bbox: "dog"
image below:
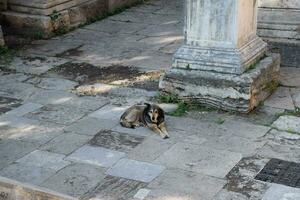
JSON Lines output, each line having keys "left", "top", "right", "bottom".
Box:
{"left": 120, "top": 103, "right": 169, "bottom": 139}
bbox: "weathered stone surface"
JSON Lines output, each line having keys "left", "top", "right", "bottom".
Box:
{"left": 0, "top": 163, "right": 56, "bottom": 185}
{"left": 106, "top": 158, "right": 165, "bottom": 183}
{"left": 134, "top": 188, "right": 151, "bottom": 200}
{"left": 16, "top": 150, "right": 70, "bottom": 171}
{"left": 0, "top": 96, "right": 21, "bottom": 115}
{"left": 81, "top": 175, "right": 147, "bottom": 200}
{"left": 89, "top": 130, "right": 144, "bottom": 153}
{"left": 154, "top": 142, "right": 242, "bottom": 178}
{"left": 160, "top": 54, "right": 281, "bottom": 113}
{"left": 280, "top": 67, "right": 300, "bottom": 87}
{"left": 89, "top": 105, "right": 129, "bottom": 121}
{"left": 0, "top": 25, "right": 4, "bottom": 46}
{"left": 5, "top": 102, "right": 43, "bottom": 117}
{"left": 40, "top": 163, "right": 106, "bottom": 197}
{"left": 128, "top": 137, "right": 175, "bottom": 162}
{"left": 272, "top": 115, "right": 300, "bottom": 133}
{"left": 214, "top": 190, "right": 249, "bottom": 200}
{"left": 0, "top": 140, "right": 40, "bottom": 170}
{"left": 266, "top": 129, "right": 300, "bottom": 147}
{"left": 6, "top": 55, "right": 69, "bottom": 75}
{"left": 66, "top": 145, "right": 125, "bottom": 167}
{"left": 262, "top": 184, "right": 300, "bottom": 200}
{"left": 64, "top": 117, "right": 118, "bottom": 136}
{"left": 257, "top": 142, "right": 300, "bottom": 163}
{"left": 29, "top": 77, "right": 78, "bottom": 91}
{"left": 0, "top": 176, "right": 76, "bottom": 200}
{"left": 147, "top": 169, "right": 226, "bottom": 200}
{"left": 264, "top": 87, "right": 295, "bottom": 110}
{"left": 40, "top": 133, "right": 92, "bottom": 155}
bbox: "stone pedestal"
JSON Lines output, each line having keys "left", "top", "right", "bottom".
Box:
{"left": 159, "top": 0, "right": 281, "bottom": 113}
{"left": 258, "top": 0, "right": 300, "bottom": 68}
{"left": 0, "top": 25, "right": 4, "bottom": 46}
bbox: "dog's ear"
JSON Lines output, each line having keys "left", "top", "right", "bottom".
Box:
{"left": 144, "top": 103, "right": 151, "bottom": 108}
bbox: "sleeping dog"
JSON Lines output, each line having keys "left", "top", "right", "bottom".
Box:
{"left": 120, "top": 103, "right": 169, "bottom": 139}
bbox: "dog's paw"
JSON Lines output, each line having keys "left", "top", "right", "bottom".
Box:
{"left": 163, "top": 135, "right": 170, "bottom": 139}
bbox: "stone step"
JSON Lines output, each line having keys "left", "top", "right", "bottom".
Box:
{"left": 0, "top": 176, "right": 77, "bottom": 200}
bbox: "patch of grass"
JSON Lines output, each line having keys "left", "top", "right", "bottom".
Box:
{"left": 53, "top": 26, "right": 69, "bottom": 36}
{"left": 0, "top": 46, "right": 15, "bottom": 66}
{"left": 158, "top": 93, "right": 218, "bottom": 117}
{"left": 215, "top": 117, "right": 225, "bottom": 125}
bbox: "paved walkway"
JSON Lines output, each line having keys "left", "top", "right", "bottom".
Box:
{"left": 1, "top": 0, "right": 300, "bottom": 199}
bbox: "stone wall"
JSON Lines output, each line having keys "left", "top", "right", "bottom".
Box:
{"left": 258, "top": 0, "right": 300, "bottom": 67}
{"left": 0, "top": 0, "right": 140, "bottom": 38}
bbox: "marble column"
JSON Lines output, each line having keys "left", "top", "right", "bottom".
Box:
{"left": 159, "top": 0, "right": 281, "bottom": 113}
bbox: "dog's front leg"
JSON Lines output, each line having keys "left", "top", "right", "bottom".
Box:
{"left": 158, "top": 122, "right": 169, "bottom": 138}
{"left": 148, "top": 124, "right": 169, "bottom": 139}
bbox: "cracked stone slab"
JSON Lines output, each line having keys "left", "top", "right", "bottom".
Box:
{"left": 81, "top": 175, "right": 147, "bottom": 200}
{"left": 0, "top": 115, "right": 40, "bottom": 129}
{"left": 89, "top": 105, "right": 129, "bottom": 121}
{"left": 272, "top": 115, "right": 300, "bottom": 134}
{"left": 0, "top": 96, "right": 22, "bottom": 115}
{"left": 257, "top": 142, "right": 300, "bottom": 163}
{"left": 16, "top": 150, "right": 70, "bottom": 171}
{"left": 40, "top": 133, "right": 92, "bottom": 155}
{"left": 154, "top": 142, "right": 242, "bottom": 178}
{"left": 266, "top": 129, "right": 300, "bottom": 147}
{"left": 0, "top": 140, "right": 40, "bottom": 170}
{"left": 147, "top": 169, "right": 226, "bottom": 200}
{"left": 89, "top": 130, "right": 144, "bottom": 153}
{"left": 264, "top": 87, "right": 295, "bottom": 110}
{"left": 4, "top": 102, "right": 43, "bottom": 117}
{"left": 106, "top": 158, "right": 165, "bottom": 183}
{"left": 0, "top": 163, "right": 56, "bottom": 185}
{"left": 262, "top": 184, "right": 300, "bottom": 200}
{"left": 64, "top": 117, "right": 118, "bottom": 136}
{"left": 25, "top": 90, "right": 76, "bottom": 105}
{"left": 29, "top": 77, "right": 78, "bottom": 90}
{"left": 40, "top": 163, "right": 106, "bottom": 198}
{"left": 128, "top": 137, "right": 175, "bottom": 162}
{"left": 5, "top": 55, "right": 70, "bottom": 75}
{"left": 65, "top": 145, "right": 125, "bottom": 167}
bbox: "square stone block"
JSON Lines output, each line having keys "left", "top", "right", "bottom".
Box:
{"left": 106, "top": 158, "right": 165, "bottom": 183}
{"left": 64, "top": 117, "right": 118, "bottom": 136}
{"left": 66, "top": 145, "right": 125, "bottom": 167}
{"left": 262, "top": 184, "right": 300, "bottom": 200}
{"left": 40, "top": 133, "right": 92, "bottom": 155}
{"left": 40, "top": 163, "right": 106, "bottom": 197}
{"left": 89, "top": 130, "right": 144, "bottom": 153}
{"left": 16, "top": 150, "right": 70, "bottom": 171}
{"left": 147, "top": 169, "right": 226, "bottom": 200}
{"left": 154, "top": 142, "right": 242, "bottom": 178}
{"left": 0, "top": 163, "right": 56, "bottom": 185}
{"left": 81, "top": 175, "right": 147, "bottom": 200}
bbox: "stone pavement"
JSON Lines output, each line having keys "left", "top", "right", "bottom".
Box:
{"left": 0, "top": 0, "right": 300, "bottom": 199}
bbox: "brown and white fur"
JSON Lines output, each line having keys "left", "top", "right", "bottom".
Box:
{"left": 120, "top": 103, "right": 169, "bottom": 139}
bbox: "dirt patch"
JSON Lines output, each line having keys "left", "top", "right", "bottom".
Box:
{"left": 46, "top": 62, "right": 161, "bottom": 91}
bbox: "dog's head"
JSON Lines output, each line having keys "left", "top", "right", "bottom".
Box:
{"left": 144, "top": 103, "right": 165, "bottom": 124}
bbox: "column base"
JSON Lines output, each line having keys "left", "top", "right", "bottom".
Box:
{"left": 173, "top": 36, "right": 267, "bottom": 75}
{"left": 159, "top": 53, "right": 281, "bottom": 113}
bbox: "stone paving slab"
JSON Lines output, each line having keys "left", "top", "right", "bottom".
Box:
{"left": 280, "top": 67, "right": 300, "bottom": 87}
{"left": 4, "top": 102, "right": 43, "bottom": 117}
{"left": 16, "top": 150, "right": 70, "bottom": 171}
{"left": 272, "top": 115, "right": 300, "bottom": 133}
{"left": 128, "top": 137, "right": 175, "bottom": 162}
{"left": 266, "top": 129, "right": 300, "bottom": 147}
{"left": 0, "top": 140, "right": 41, "bottom": 170}
{"left": 264, "top": 87, "right": 295, "bottom": 110}
{"left": 64, "top": 117, "right": 118, "bottom": 136}
{"left": 28, "top": 77, "right": 78, "bottom": 91}
{"left": 0, "top": 163, "right": 56, "bottom": 185}
{"left": 257, "top": 142, "right": 300, "bottom": 163}
{"left": 112, "top": 124, "right": 154, "bottom": 137}
{"left": 81, "top": 175, "right": 147, "bottom": 200}
{"left": 262, "top": 184, "right": 300, "bottom": 200}
{"left": 40, "top": 163, "right": 106, "bottom": 198}
{"left": 106, "top": 158, "right": 165, "bottom": 183}
{"left": 0, "top": 81, "right": 41, "bottom": 100}
{"left": 40, "top": 133, "right": 92, "bottom": 155}
{"left": 4, "top": 55, "right": 70, "bottom": 75}
{"left": 154, "top": 142, "right": 242, "bottom": 178}
{"left": 89, "top": 130, "right": 144, "bottom": 153}
{"left": 0, "top": 96, "right": 22, "bottom": 115}
{"left": 147, "top": 169, "right": 226, "bottom": 200}
{"left": 65, "top": 145, "right": 125, "bottom": 167}
{"left": 89, "top": 105, "right": 129, "bottom": 121}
